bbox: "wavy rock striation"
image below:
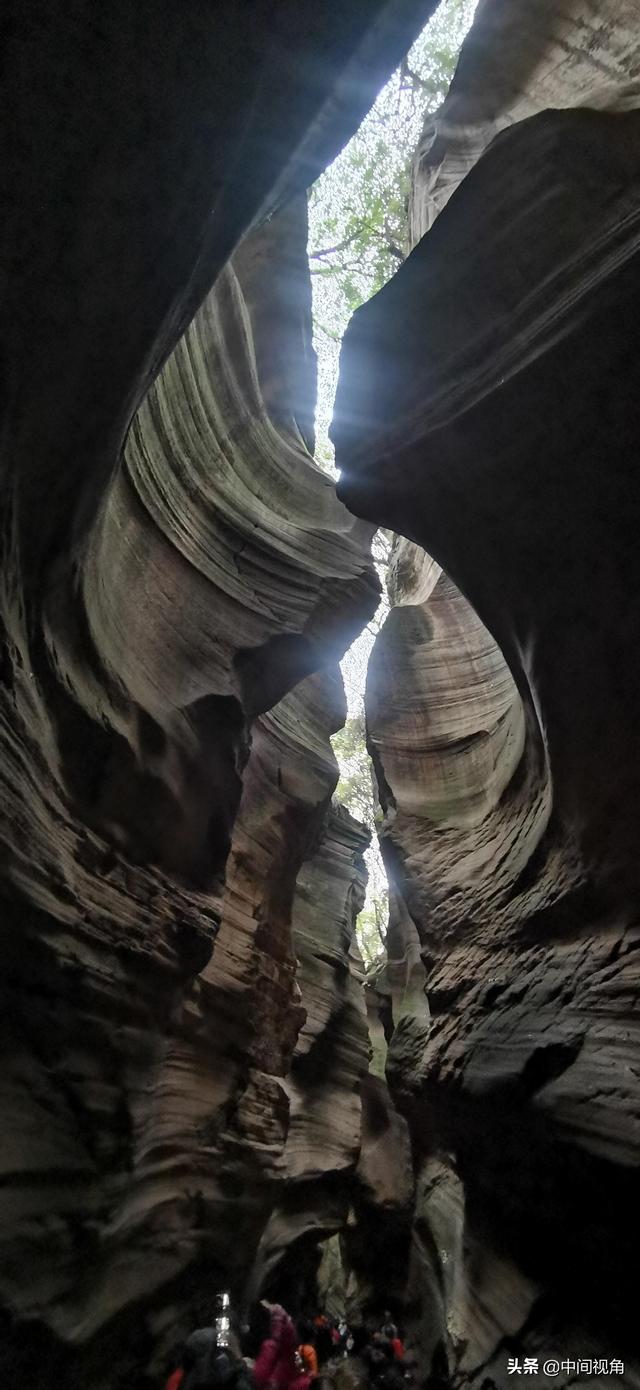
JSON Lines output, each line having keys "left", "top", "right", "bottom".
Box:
{"left": 0, "top": 2, "right": 440, "bottom": 1382}
{"left": 335, "top": 1, "right": 640, "bottom": 1384}
{"left": 0, "top": 208, "right": 377, "bottom": 1387}
{"left": 250, "top": 800, "right": 371, "bottom": 1309}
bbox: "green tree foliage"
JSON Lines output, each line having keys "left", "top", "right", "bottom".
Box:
{"left": 309, "top": 0, "right": 477, "bottom": 468}
{"left": 313, "top": 0, "right": 478, "bottom": 960}
{"left": 356, "top": 893, "right": 390, "bottom": 971}
{"left": 333, "top": 713, "right": 377, "bottom": 828}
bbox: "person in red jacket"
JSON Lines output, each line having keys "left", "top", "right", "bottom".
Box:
{"left": 253, "top": 1305, "right": 311, "bottom": 1390}
{"left": 165, "top": 1370, "right": 185, "bottom": 1390}
{"left": 382, "top": 1324, "right": 405, "bottom": 1361}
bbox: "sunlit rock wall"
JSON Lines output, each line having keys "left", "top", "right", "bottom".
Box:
{"left": 336, "top": 1, "right": 640, "bottom": 1384}
{"left": 410, "top": 0, "right": 640, "bottom": 241}
{"left": 0, "top": 2, "right": 439, "bottom": 1383}
{"left": 0, "top": 203, "right": 377, "bottom": 1388}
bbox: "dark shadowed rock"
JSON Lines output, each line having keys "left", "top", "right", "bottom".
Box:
{"left": 0, "top": 3, "right": 437, "bottom": 1379}
{"left": 335, "top": 5, "right": 640, "bottom": 1383}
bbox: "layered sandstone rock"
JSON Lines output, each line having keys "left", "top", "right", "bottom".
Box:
{"left": 335, "top": 1, "right": 640, "bottom": 1383}
{"left": 0, "top": 203, "right": 377, "bottom": 1384}
{"left": 0, "top": 3, "right": 440, "bottom": 1382}
{"left": 7, "top": 0, "right": 640, "bottom": 1384}
{"left": 410, "top": 0, "right": 640, "bottom": 241}
{"left": 249, "top": 801, "right": 371, "bottom": 1310}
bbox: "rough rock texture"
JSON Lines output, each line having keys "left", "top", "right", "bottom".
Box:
{"left": 335, "top": 2, "right": 640, "bottom": 1385}
{"left": 250, "top": 801, "right": 371, "bottom": 1309}
{"left": 342, "top": 1073, "right": 415, "bottom": 1320}
{"left": 252, "top": 799, "right": 417, "bottom": 1326}
{"left": 410, "top": 0, "right": 640, "bottom": 241}
{"left": 0, "top": 207, "right": 377, "bottom": 1384}
{"left": 8, "top": 0, "right": 640, "bottom": 1383}
{"left": 0, "top": 3, "right": 442, "bottom": 1382}
{"left": 299, "top": 1074, "right": 416, "bottom": 1326}
{"left": 41, "top": 195, "right": 378, "bottom": 891}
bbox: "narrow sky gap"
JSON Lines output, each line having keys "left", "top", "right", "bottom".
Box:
{"left": 307, "top": 0, "right": 477, "bottom": 965}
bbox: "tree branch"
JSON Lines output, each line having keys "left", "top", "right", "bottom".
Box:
{"left": 309, "top": 223, "right": 368, "bottom": 260}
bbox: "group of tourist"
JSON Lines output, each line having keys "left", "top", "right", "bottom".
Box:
{"left": 164, "top": 1297, "right": 409, "bottom": 1390}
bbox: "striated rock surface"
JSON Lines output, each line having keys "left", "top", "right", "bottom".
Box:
{"left": 0, "top": 2, "right": 443, "bottom": 1381}
{"left": 250, "top": 800, "right": 372, "bottom": 1310}
{"left": 40, "top": 194, "right": 378, "bottom": 893}
{"left": 335, "top": 1, "right": 640, "bottom": 1384}
{"left": 7, "top": 0, "right": 640, "bottom": 1383}
{"left": 0, "top": 201, "right": 378, "bottom": 1382}
{"left": 342, "top": 1073, "right": 415, "bottom": 1321}
{"left": 410, "top": 0, "right": 640, "bottom": 241}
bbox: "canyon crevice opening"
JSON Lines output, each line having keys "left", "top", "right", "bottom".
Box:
{"left": 1, "top": 3, "right": 639, "bottom": 1390}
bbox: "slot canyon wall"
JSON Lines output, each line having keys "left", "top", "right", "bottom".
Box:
{"left": 0, "top": 2, "right": 434, "bottom": 1384}
{"left": 3, "top": 1, "right": 640, "bottom": 1388}
{"left": 336, "top": 0, "right": 640, "bottom": 1386}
